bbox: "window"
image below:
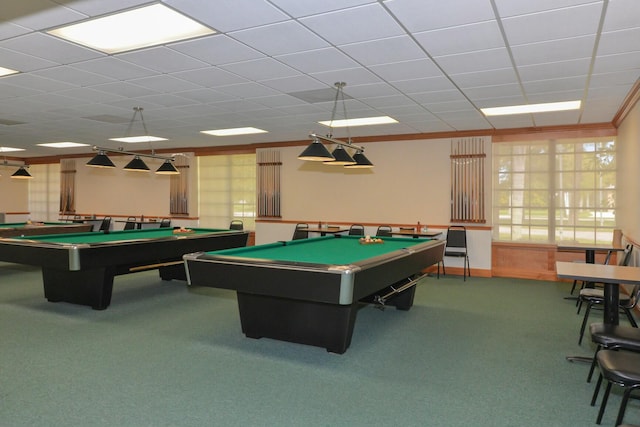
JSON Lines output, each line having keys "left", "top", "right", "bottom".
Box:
{"left": 198, "top": 154, "right": 256, "bottom": 229}
{"left": 493, "top": 137, "right": 616, "bottom": 244}
{"left": 28, "top": 163, "right": 61, "bottom": 221}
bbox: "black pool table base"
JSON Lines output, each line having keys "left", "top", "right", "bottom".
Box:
{"left": 236, "top": 281, "right": 417, "bottom": 354}
{"left": 43, "top": 263, "right": 186, "bottom": 310}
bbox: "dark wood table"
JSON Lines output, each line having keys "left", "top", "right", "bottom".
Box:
{"left": 556, "top": 261, "right": 640, "bottom": 326}
{"left": 557, "top": 242, "right": 624, "bottom": 264}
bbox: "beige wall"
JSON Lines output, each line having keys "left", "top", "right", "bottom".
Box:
{"left": 0, "top": 172, "right": 29, "bottom": 214}
{"left": 274, "top": 137, "right": 492, "bottom": 226}
{"left": 617, "top": 100, "right": 640, "bottom": 243}
{"left": 73, "top": 153, "right": 197, "bottom": 219}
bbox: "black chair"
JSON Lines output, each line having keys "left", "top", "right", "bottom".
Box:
{"left": 438, "top": 226, "right": 470, "bottom": 281}
{"left": 292, "top": 223, "right": 309, "bottom": 240}
{"left": 123, "top": 216, "right": 137, "bottom": 230}
{"left": 160, "top": 218, "right": 172, "bottom": 228}
{"left": 591, "top": 350, "right": 640, "bottom": 426}
{"left": 588, "top": 323, "right": 640, "bottom": 383}
{"left": 348, "top": 224, "right": 365, "bottom": 236}
{"left": 229, "top": 220, "right": 243, "bottom": 230}
{"left": 577, "top": 245, "right": 635, "bottom": 345}
{"left": 376, "top": 225, "right": 392, "bottom": 237}
{"left": 99, "top": 216, "right": 111, "bottom": 232}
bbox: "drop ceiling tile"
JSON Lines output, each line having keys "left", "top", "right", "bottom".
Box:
{"left": 169, "top": 35, "right": 264, "bottom": 65}
{"left": 511, "top": 35, "right": 596, "bottom": 65}
{"left": 464, "top": 84, "right": 524, "bottom": 101}
{"left": 310, "top": 68, "right": 382, "bottom": 87}
{"left": 251, "top": 94, "right": 308, "bottom": 109}
{"left": 230, "top": 21, "right": 329, "bottom": 56}
{"left": 57, "top": 87, "right": 125, "bottom": 103}
{"left": 175, "top": 88, "right": 235, "bottom": 104}
{"left": 2, "top": 33, "right": 102, "bottom": 64}
{"left": 300, "top": 3, "right": 405, "bottom": 45}
{"left": 533, "top": 110, "right": 581, "bottom": 126}
{"left": 369, "top": 58, "right": 443, "bottom": 81}
{"left": 172, "top": 67, "right": 248, "bottom": 88}
{"left": 494, "top": 0, "right": 600, "bottom": 18}
{"left": 601, "top": 0, "right": 640, "bottom": 32}
{"left": 525, "top": 76, "right": 590, "bottom": 96}
{"left": 590, "top": 69, "right": 640, "bottom": 87}
{"left": 597, "top": 27, "right": 640, "bottom": 56}
{"left": 0, "top": 46, "right": 59, "bottom": 71}
{"left": 92, "top": 81, "right": 159, "bottom": 98}
{"left": 342, "top": 82, "right": 401, "bottom": 99}
{"left": 268, "top": 0, "right": 374, "bottom": 17}
{"left": 259, "top": 75, "right": 327, "bottom": 92}
{"left": 73, "top": 57, "right": 156, "bottom": 80}
{"left": 384, "top": 0, "right": 496, "bottom": 32}
{"left": 220, "top": 58, "right": 301, "bottom": 81}
{"left": 593, "top": 51, "right": 640, "bottom": 73}
{"left": 276, "top": 48, "right": 359, "bottom": 74}
{"left": 1, "top": 73, "right": 78, "bottom": 93}
{"left": 32, "top": 65, "right": 115, "bottom": 86}
{"left": 118, "top": 47, "right": 209, "bottom": 73}
{"left": 215, "top": 82, "right": 282, "bottom": 98}
{"left": 392, "top": 77, "right": 458, "bottom": 94}
{"left": 164, "top": 0, "right": 288, "bottom": 32}
{"left": 130, "top": 75, "right": 203, "bottom": 93}
{"left": 475, "top": 95, "right": 529, "bottom": 109}
{"left": 8, "top": 0, "right": 87, "bottom": 30}
{"left": 502, "top": 3, "right": 603, "bottom": 45}
{"left": 449, "top": 68, "right": 519, "bottom": 88}
{"left": 518, "top": 58, "right": 592, "bottom": 81}
{"left": 136, "top": 94, "right": 198, "bottom": 108}
{"left": 435, "top": 48, "right": 513, "bottom": 74}
{"left": 62, "top": 0, "right": 152, "bottom": 16}
{"left": 414, "top": 21, "right": 505, "bottom": 57}
{"left": 0, "top": 22, "right": 31, "bottom": 41}
{"left": 359, "top": 94, "right": 418, "bottom": 109}
{"left": 527, "top": 89, "right": 585, "bottom": 104}
{"left": 423, "top": 100, "right": 478, "bottom": 113}
{"left": 339, "top": 36, "right": 428, "bottom": 66}
{"left": 486, "top": 114, "right": 535, "bottom": 128}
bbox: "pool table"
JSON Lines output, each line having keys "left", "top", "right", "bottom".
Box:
{"left": 184, "top": 235, "right": 445, "bottom": 353}
{"left": 0, "top": 222, "right": 93, "bottom": 237}
{"left": 0, "top": 228, "right": 248, "bottom": 310}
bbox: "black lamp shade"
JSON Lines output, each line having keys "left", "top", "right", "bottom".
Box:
{"left": 11, "top": 167, "right": 33, "bottom": 179}
{"left": 345, "top": 151, "right": 374, "bottom": 168}
{"left": 325, "top": 146, "right": 356, "bottom": 165}
{"left": 86, "top": 152, "right": 116, "bottom": 168}
{"left": 156, "top": 160, "right": 179, "bottom": 174}
{"left": 123, "top": 156, "right": 150, "bottom": 171}
{"left": 298, "top": 140, "right": 335, "bottom": 162}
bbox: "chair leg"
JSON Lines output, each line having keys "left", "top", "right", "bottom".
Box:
{"left": 587, "top": 346, "right": 602, "bottom": 383}
{"left": 579, "top": 303, "right": 593, "bottom": 345}
{"left": 591, "top": 373, "right": 603, "bottom": 406}
{"left": 596, "top": 381, "right": 612, "bottom": 424}
{"left": 570, "top": 279, "right": 579, "bottom": 295}
{"left": 616, "top": 387, "right": 633, "bottom": 427}
{"left": 623, "top": 308, "right": 637, "bottom": 328}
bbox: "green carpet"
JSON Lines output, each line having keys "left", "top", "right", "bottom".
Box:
{"left": 1, "top": 262, "right": 638, "bottom": 426}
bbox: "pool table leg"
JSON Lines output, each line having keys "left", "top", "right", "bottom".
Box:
{"left": 236, "top": 292, "right": 358, "bottom": 354}
{"left": 42, "top": 267, "right": 115, "bottom": 310}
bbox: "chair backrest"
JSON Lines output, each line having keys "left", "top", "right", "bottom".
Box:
{"left": 123, "top": 216, "right": 136, "bottom": 230}
{"left": 100, "top": 217, "right": 111, "bottom": 231}
{"left": 160, "top": 218, "right": 172, "bottom": 228}
{"left": 620, "top": 244, "right": 634, "bottom": 266}
{"left": 229, "top": 220, "right": 243, "bottom": 230}
{"left": 445, "top": 226, "right": 467, "bottom": 250}
{"left": 292, "top": 223, "right": 309, "bottom": 240}
{"left": 348, "top": 224, "right": 365, "bottom": 236}
{"left": 376, "top": 225, "right": 392, "bottom": 237}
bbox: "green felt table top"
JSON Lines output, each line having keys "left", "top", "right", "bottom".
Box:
{"left": 13, "top": 228, "right": 234, "bottom": 244}
{"left": 0, "top": 222, "right": 71, "bottom": 229}
{"left": 207, "top": 235, "right": 431, "bottom": 265}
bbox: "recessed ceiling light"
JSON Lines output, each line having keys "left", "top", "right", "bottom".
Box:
{"left": 201, "top": 127, "right": 268, "bottom": 136}
{"left": 318, "top": 116, "right": 398, "bottom": 127}
{"left": 47, "top": 4, "right": 216, "bottom": 54}
{"left": 0, "top": 146, "right": 24, "bottom": 152}
{"left": 0, "top": 66, "right": 19, "bottom": 77}
{"left": 37, "top": 142, "right": 90, "bottom": 148}
{"left": 109, "top": 136, "right": 168, "bottom": 143}
{"left": 481, "top": 100, "right": 581, "bottom": 116}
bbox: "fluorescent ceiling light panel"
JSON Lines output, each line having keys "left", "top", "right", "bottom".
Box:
{"left": 318, "top": 116, "right": 398, "bottom": 127}
{"left": 109, "top": 136, "right": 168, "bottom": 143}
{"left": 201, "top": 127, "right": 268, "bottom": 136}
{"left": 48, "top": 4, "right": 216, "bottom": 54}
{"left": 481, "top": 100, "right": 581, "bottom": 116}
{"left": 37, "top": 142, "right": 90, "bottom": 148}
{"left": 0, "top": 146, "right": 24, "bottom": 152}
{"left": 0, "top": 66, "right": 19, "bottom": 77}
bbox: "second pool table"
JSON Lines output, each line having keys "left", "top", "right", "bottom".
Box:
{"left": 0, "top": 222, "right": 93, "bottom": 237}
{"left": 184, "top": 235, "right": 445, "bottom": 353}
{"left": 0, "top": 228, "right": 248, "bottom": 310}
